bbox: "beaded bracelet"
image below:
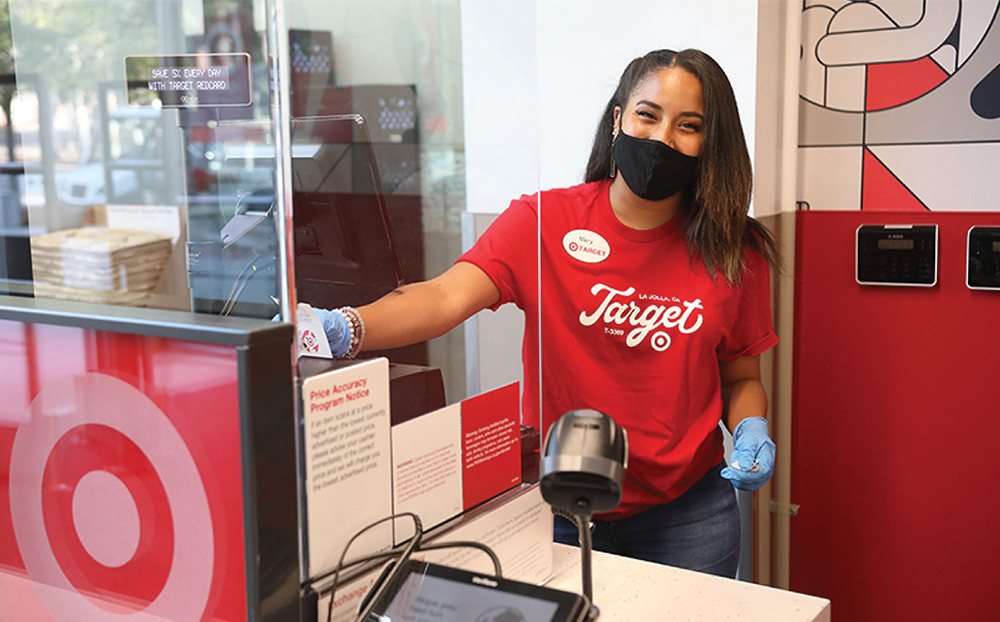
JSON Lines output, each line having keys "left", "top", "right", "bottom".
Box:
{"left": 336, "top": 306, "right": 366, "bottom": 359}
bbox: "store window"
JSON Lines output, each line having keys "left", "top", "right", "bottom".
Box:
{"left": 0, "top": 1, "right": 274, "bottom": 312}
{"left": 0, "top": 0, "right": 541, "bottom": 407}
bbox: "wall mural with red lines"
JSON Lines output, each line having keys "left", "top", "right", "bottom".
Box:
{"left": 790, "top": 5, "right": 1000, "bottom": 619}
{"left": 797, "top": 0, "right": 1000, "bottom": 211}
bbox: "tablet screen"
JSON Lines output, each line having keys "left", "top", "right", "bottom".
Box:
{"left": 381, "top": 573, "right": 560, "bottom": 622}
{"left": 363, "top": 561, "right": 587, "bottom": 622}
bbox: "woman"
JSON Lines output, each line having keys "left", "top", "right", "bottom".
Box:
{"left": 316, "top": 49, "right": 778, "bottom": 578}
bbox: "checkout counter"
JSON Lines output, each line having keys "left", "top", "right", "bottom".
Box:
{"left": 548, "top": 544, "right": 830, "bottom": 622}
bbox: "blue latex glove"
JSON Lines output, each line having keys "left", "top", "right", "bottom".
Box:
{"left": 311, "top": 307, "right": 352, "bottom": 358}
{"left": 720, "top": 417, "right": 775, "bottom": 491}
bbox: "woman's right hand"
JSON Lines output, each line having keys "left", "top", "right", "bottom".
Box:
{"left": 312, "top": 307, "right": 352, "bottom": 358}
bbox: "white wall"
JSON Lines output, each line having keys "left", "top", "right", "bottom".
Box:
{"left": 536, "top": 0, "right": 759, "bottom": 190}
{"left": 460, "top": 0, "right": 541, "bottom": 214}
{"left": 461, "top": 0, "right": 760, "bottom": 212}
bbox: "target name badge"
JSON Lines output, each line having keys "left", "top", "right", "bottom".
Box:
{"left": 563, "top": 229, "right": 610, "bottom": 263}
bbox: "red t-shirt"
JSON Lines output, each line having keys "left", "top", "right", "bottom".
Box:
{"left": 459, "top": 180, "right": 778, "bottom": 518}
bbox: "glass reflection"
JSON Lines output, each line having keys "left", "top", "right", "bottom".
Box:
{"left": 0, "top": 0, "right": 276, "bottom": 316}
{"left": 285, "top": 0, "right": 478, "bottom": 403}
{"left": 0, "top": 0, "right": 493, "bottom": 405}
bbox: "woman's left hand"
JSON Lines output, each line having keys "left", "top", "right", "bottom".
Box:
{"left": 720, "top": 417, "right": 775, "bottom": 491}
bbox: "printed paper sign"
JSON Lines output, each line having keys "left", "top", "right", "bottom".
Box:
{"left": 303, "top": 358, "right": 392, "bottom": 579}
{"left": 319, "top": 487, "right": 554, "bottom": 622}
{"left": 461, "top": 383, "right": 522, "bottom": 510}
{"left": 424, "top": 485, "right": 552, "bottom": 581}
{"left": 387, "top": 382, "right": 522, "bottom": 543}
{"left": 391, "top": 403, "right": 463, "bottom": 542}
{"left": 319, "top": 572, "right": 383, "bottom": 622}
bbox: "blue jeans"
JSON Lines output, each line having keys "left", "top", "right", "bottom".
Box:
{"left": 553, "top": 462, "right": 740, "bottom": 578}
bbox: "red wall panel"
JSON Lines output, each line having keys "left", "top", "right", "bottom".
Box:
{"left": 791, "top": 211, "right": 1000, "bottom": 621}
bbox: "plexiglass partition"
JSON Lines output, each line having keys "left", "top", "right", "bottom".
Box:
{"left": 0, "top": 1, "right": 285, "bottom": 319}
{"left": 533, "top": 1, "right": 765, "bottom": 583}
{"left": 280, "top": 0, "right": 541, "bottom": 410}
{"left": 0, "top": 0, "right": 542, "bottom": 411}
{"left": 1, "top": 0, "right": 551, "bottom": 619}
{"left": 281, "top": 2, "right": 549, "bottom": 616}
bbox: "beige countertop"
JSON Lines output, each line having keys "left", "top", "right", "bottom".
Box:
{"left": 546, "top": 543, "right": 831, "bottom": 622}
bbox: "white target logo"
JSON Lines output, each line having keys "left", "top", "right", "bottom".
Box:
{"left": 650, "top": 331, "right": 672, "bottom": 352}
{"left": 9, "top": 373, "right": 214, "bottom": 621}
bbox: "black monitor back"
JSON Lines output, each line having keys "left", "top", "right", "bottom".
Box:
{"left": 291, "top": 114, "right": 406, "bottom": 309}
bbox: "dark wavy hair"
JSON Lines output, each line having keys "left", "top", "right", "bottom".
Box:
{"left": 585, "top": 49, "right": 777, "bottom": 285}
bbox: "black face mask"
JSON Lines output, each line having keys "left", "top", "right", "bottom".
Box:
{"left": 612, "top": 129, "right": 699, "bottom": 201}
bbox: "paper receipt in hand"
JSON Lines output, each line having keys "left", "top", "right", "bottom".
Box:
{"left": 731, "top": 460, "right": 760, "bottom": 472}
{"left": 296, "top": 303, "right": 333, "bottom": 359}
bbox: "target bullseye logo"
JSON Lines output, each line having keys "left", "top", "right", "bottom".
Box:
{"left": 650, "top": 332, "right": 672, "bottom": 352}
{"left": 41, "top": 424, "right": 173, "bottom": 609}
{"left": 73, "top": 470, "right": 142, "bottom": 568}
{"left": 10, "top": 373, "right": 214, "bottom": 621}
{"left": 301, "top": 328, "right": 319, "bottom": 353}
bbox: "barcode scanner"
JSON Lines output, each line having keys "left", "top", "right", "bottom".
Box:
{"left": 540, "top": 409, "right": 627, "bottom": 606}
{"left": 540, "top": 409, "right": 627, "bottom": 516}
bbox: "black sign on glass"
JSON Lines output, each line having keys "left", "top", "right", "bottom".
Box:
{"left": 125, "top": 53, "right": 252, "bottom": 108}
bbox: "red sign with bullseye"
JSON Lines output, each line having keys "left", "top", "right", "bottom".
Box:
{"left": 0, "top": 321, "right": 249, "bottom": 621}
